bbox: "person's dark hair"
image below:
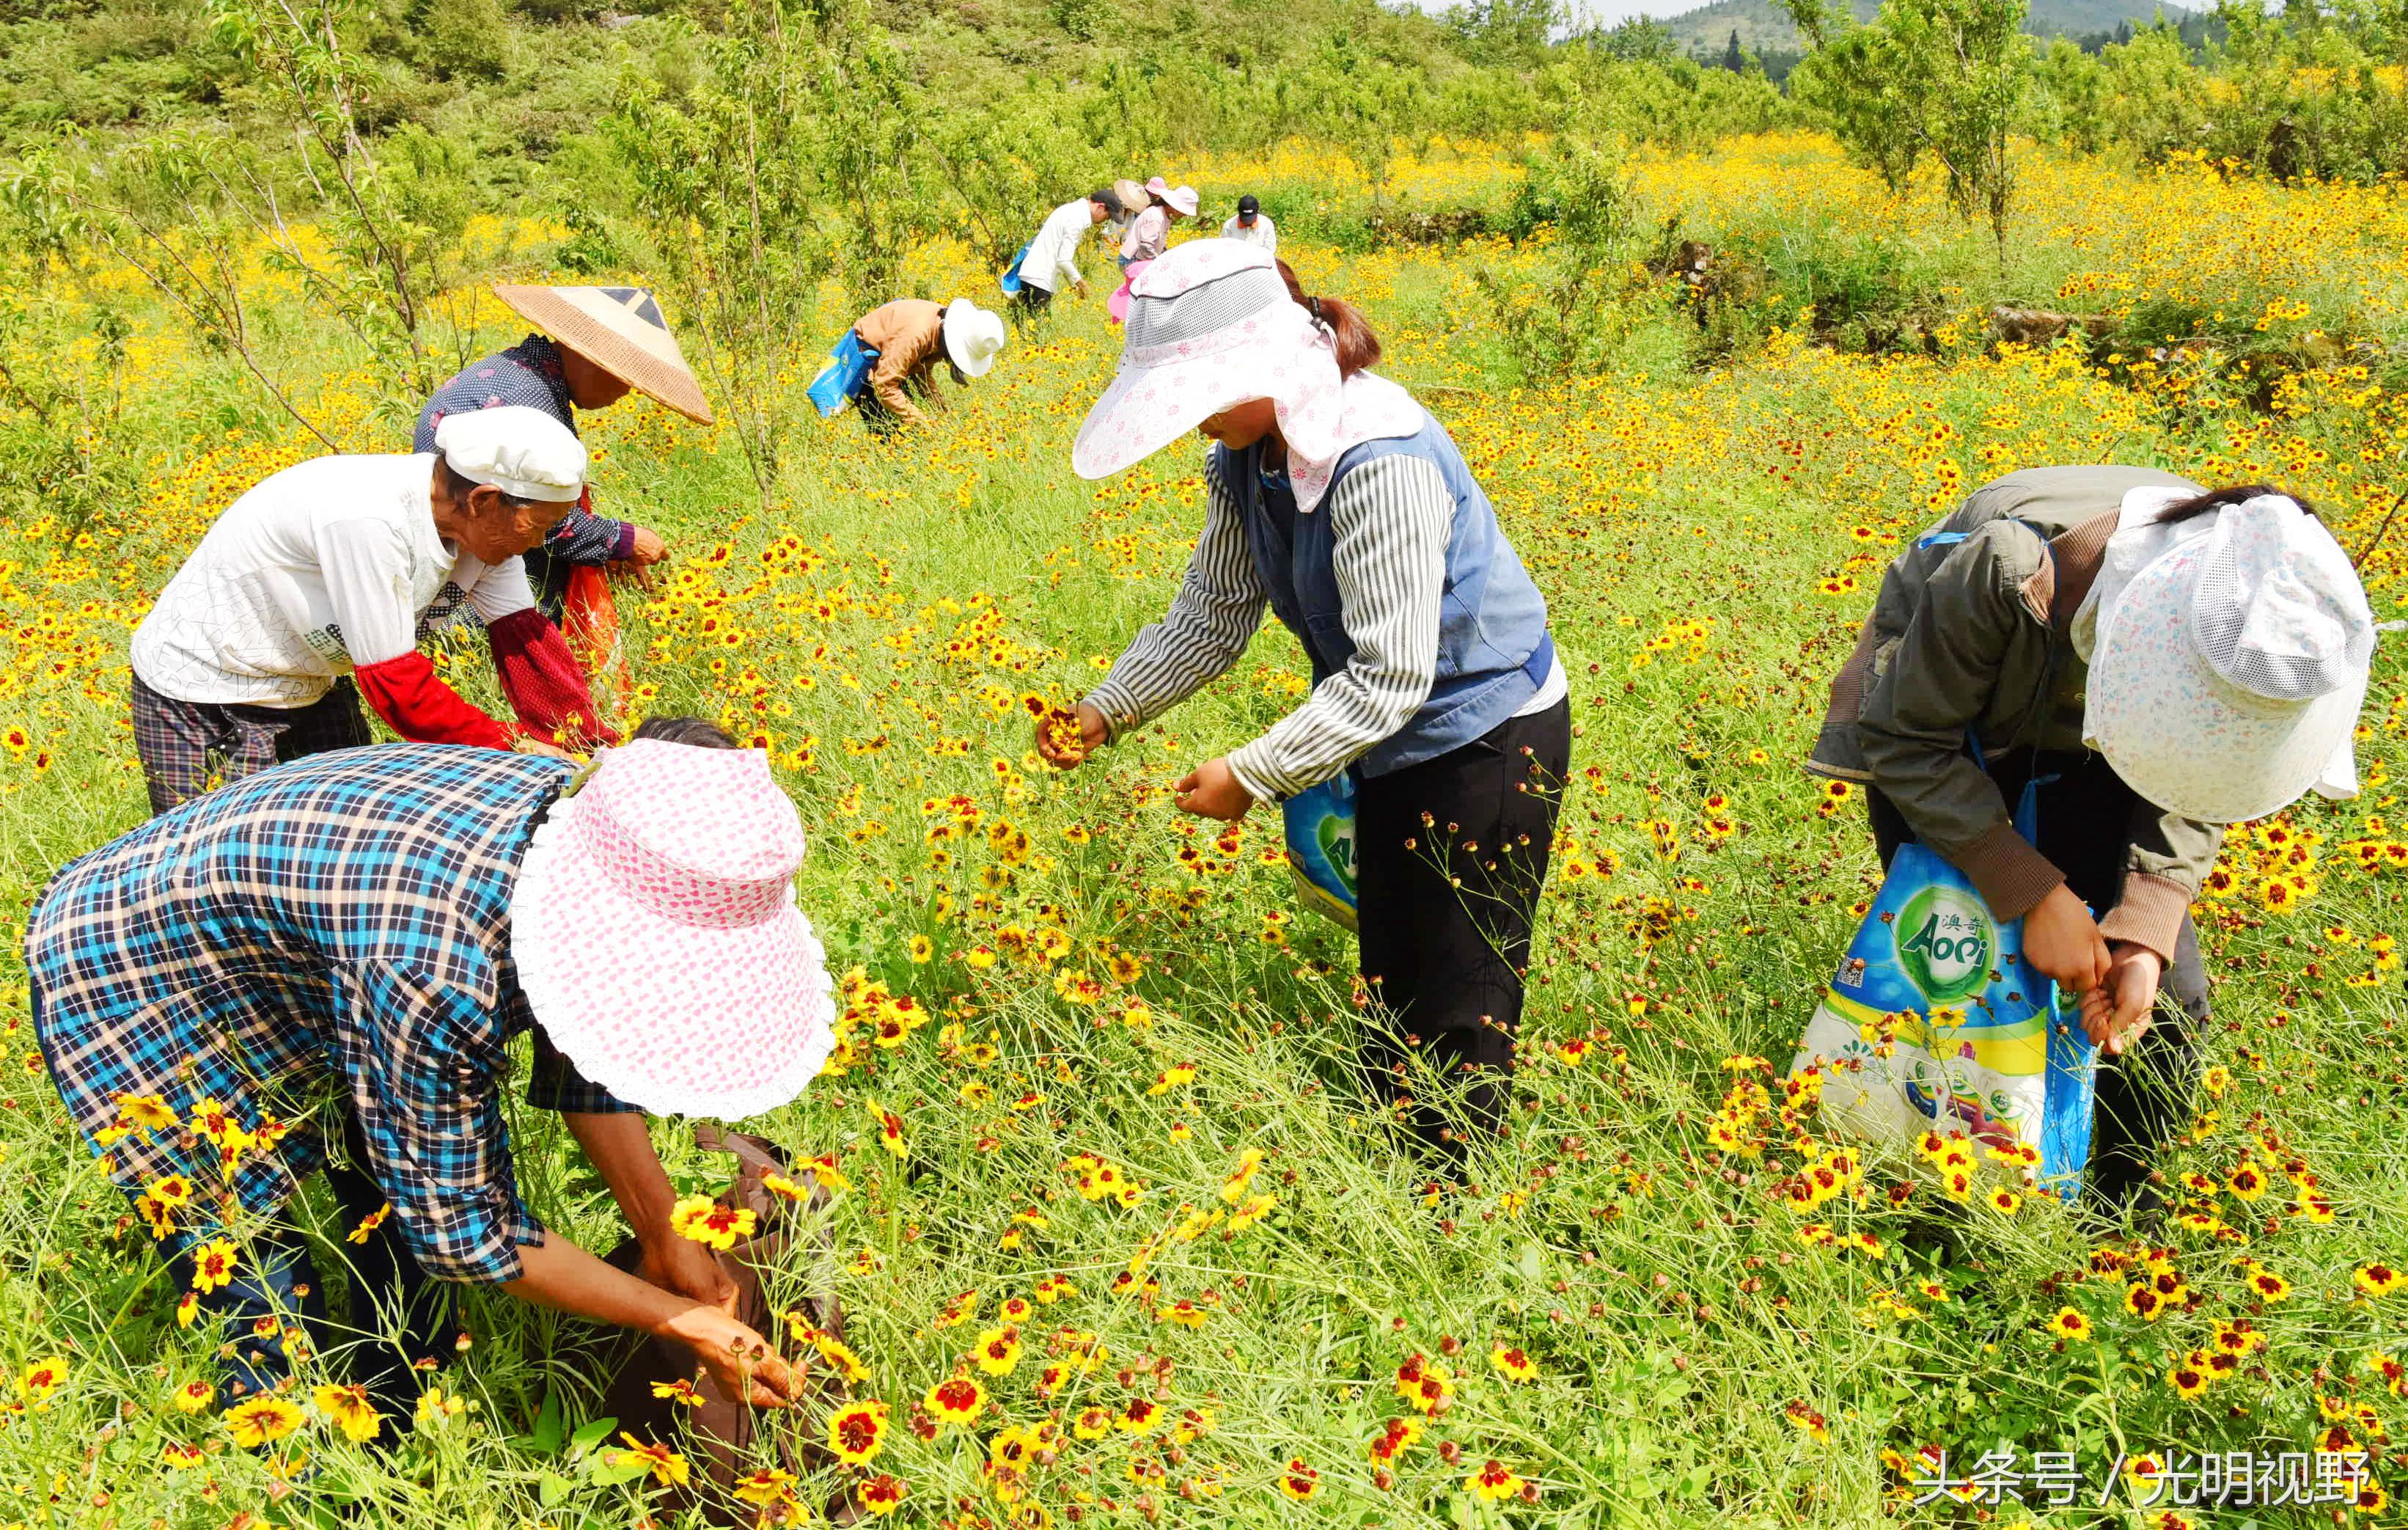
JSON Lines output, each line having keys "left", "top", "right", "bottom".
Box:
{"left": 435, "top": 457, "right": 541, "bottom": 515}
{"left": 1091, "top": 188, "right": 1123, "bottom": 217}
{"left": 1273, "top": 257, "right": 1383, "bottom": 380}
{"left": 631, "top": 715, "right": 738, "bottom": 749}
{"left": 2155, "top": 483, "right": 2318, "bottom": 526}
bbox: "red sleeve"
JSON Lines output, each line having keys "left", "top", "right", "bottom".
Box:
{"left": 355, "top": 653, "right": 515, "bottom": 750}
{"left": 487, "top": 607, "right": 619, "bottom": 750}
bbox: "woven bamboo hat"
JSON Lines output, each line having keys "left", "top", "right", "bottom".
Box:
{"left": 491, "top": 285, "right": 714, "bottom": 425}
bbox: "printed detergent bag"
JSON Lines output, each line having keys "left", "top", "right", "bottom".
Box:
{"left": 1283, "top": 772, "right": 1359, "bottom": 932}
{"left": 999, "top": 242, "right": 1031, "bottom": 296}
{"left": 1788, "top": 783, "right": 2097, "bottom": 1194}
{"left": 807, "top": 332, "right": 878, "bottom": 418}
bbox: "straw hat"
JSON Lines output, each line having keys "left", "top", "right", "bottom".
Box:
{"left": 491, "top": 285, "right": 715, "bottom": 425}
{"left": 943, "top": 299, "right": 1007, "bottom": 378}
{"left": 1112, "top": 179, "right": 1147, "bottom": 222}
{"left": 510, "top": 739, "right": 834, "bottom": 1119}
{"left": 2085, "top": 494, "right": 2375, "bottom": 823}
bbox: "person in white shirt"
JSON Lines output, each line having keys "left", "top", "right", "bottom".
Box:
{"left": 1222, "top": 194, "right": 1277, "bottom": 252}
{"left": 128, "top": 406, "right": 616, "bottom": 813}
{"left": 1017, "top": 189, "right": 1123, "bottom": 312}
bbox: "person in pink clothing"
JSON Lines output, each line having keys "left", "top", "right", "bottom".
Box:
{"left": 1120, "top": 177, "right": 1198, "bottom": 266}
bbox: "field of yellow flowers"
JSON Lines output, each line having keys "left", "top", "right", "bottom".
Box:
{"left": 0, "top": 133, "right": 2405, "bottom": 1529}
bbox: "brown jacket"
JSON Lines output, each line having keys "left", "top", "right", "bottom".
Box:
{"left": 1808, "top": 465, "right": 2219, "bottom": 961}
{"left": 854, "top": 299, "right": 949, "bottom": 428}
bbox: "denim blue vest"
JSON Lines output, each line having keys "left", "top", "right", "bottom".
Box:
{"left": 1222, "top": 410, "right": 1552, "bottom": 778}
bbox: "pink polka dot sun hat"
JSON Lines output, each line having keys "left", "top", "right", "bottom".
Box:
{"left": 1071, "top": 240, "right": 1424, "bottom": 512}
{"left": 510, "top": 738, "right": 835, "bottom": 1119}
{"left": 2085, "top": 494, "right": 2375, "bottom": 824}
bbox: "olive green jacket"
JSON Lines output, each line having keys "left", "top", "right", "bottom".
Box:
{"left": 1807, "top": 465, "right": 2218, "bottom": 962}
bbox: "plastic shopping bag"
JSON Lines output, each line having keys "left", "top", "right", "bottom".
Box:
{"left": 1282, "top": 772, "right": 1359, "bottom": 932}
{"left": 1788, "top": 788, "right": 2096, "bottom": 1195}
{"left": 807, "top": 332, "right": 878, "bottom": 418}
{"left": 1108, "top": 259, "right": 1151, "bottom": 326}
{"left": 999, "top": 242, "right": 1031, "bottom": 296}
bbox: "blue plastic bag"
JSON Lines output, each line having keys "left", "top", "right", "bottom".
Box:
{"left": 807, "top": 332, "right": 878, "bottom": 419}
{"left": 1282, "top": 772, "right": 1358, "bottom": 932}
{"left": 999, "top": 242, "right": 1031, "bottom": 296}
{"left": 1788, "top": 780, "right": 2097, "bottom": 1196}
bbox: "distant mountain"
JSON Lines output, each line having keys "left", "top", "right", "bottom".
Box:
{"left": 1648, "top": 0, "right": 2196, "bottom": 56}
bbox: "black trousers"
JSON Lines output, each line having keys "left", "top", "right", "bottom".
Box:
{"left": 1356, "top": 700, "right": 1571, "bottom": 1158}
{"left": 165, "top": 1113, "right": 456, "bottom": 1427}
{"left": 1869, "top": 751, "right": 2209, "bottom": 1222}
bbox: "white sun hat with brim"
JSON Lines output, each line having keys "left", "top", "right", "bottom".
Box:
{"left": 491, "top": 284, "right": 716, "bottom": 426}
{"left": 2085, "top": 494, "right": 2375, "bottom": 824}
{"left": 510, "top": 738, "right": 836, "bottom": 1119}
{"left": 1071, "top": 240, "right": 1423, "bottom": 511}
{"left": 943, "top": 299, "right": 1007, "bottom": 378}
{"left": 1164, "top": 184, "right": 1200, "bottom": 216}
{"left": 434, "top": 405, "right": 586, "bottom": 503}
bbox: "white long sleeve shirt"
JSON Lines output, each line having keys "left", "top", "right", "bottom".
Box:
{"left": 131, "top": 453, "right": 537, "bottom": 706}
{"left": 1220, "top": 214, "right": 1277, "bottom": 253}
{"left": 1083, "top": 452, "right": 1562, "bottom": 801}
{"left": 1023, "top": 200, "right": 1096, "bottom": 295}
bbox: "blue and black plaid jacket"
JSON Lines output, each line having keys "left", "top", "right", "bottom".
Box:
{"left": 28, "top": 744, "right": 635, "bottom": 1283}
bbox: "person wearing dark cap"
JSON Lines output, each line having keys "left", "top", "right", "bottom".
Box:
{"left": 1222, "top": 194, "right": 1277, "bottom": 253}
{"left": 1019, "top": 189, "right": 1124, "bottom": 312}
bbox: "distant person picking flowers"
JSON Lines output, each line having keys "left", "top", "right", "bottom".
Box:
{"left": 1222, "top": 194, "right": 1277, "bottom": 252}
{"left": 1018, "top": 188, "right": 1124, "bottom": 311}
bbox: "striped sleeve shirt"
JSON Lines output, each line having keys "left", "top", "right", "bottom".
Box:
{"left": 1084, "top": 453, "right": 1455, "bottom": 802}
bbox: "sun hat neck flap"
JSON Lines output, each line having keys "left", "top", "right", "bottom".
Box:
{"left": 1071, "top": 241, "right": 1422, "bottom": 510}
{"left": 509, "top": 738, "right": 834, "bottom": 1119}
{"left": 2083, "top": 502, "right": 2375, "bottom": 824}
{"left": 492, "top": 285, "right": 716, "bottom": 426}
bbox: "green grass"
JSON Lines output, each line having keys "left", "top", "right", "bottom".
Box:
{"left": 1, "top": 155, "right": 2407, "bottom": 1529}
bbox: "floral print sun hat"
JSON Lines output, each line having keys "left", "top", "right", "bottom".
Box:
{"left": 510, "top": 737, "right": 836, "bottom": 1118}
{"left": 2085, "top": 493, "right": 2376, "bottom": 824}
{"left": 1070, "top": 240, "right": 1422, "bottom": 511}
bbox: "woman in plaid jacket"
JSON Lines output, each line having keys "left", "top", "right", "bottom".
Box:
{"left": 28, "top": 721, "right": 835, "bottom": 1428}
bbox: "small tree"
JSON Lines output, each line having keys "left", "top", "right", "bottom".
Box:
{"left": 1472, "top": 130, "right": 1644, "bottom": 381}
{"left": 608, "top": 0, "right": 934, "bottom": 500}
{"left": 1785, "top": 0, "right": 2030, "bottom": 257}
{"left": 609, "top": 7, "right": 833, "bottom": 502}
